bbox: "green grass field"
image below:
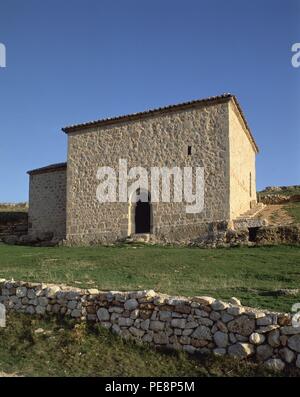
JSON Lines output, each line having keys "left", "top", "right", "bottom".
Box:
{"left": 0, "top": 312, "right": 287, "bottom": 377}
{"left": 0, "top": 244, "right": 300, "bottom": 312}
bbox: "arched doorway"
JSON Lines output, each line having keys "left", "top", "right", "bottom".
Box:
{"left": 135, "top": 198, "right": 151, "bottom": 233}
{"left": 128, "top": 189, "right": 152, "bottom": 235}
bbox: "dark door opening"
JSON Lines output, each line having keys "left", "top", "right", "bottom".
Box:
{"left": 135, "top": 200, "right": 151, "bottom": 233}
{"left": 248, "top": 227, "right": 259, "bottom": 242}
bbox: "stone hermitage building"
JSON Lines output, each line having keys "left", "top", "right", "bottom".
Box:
{"left": 27, "top": 94, "right": 259, "bottom": 245}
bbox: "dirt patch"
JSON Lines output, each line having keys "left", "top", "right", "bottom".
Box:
{"left": 257, "top": 204, "right": 294, "bottom": 226}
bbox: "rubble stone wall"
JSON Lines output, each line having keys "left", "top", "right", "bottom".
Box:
{"left": 28, "top": 169, "right": 66, "bottom": 240}
{"left": 1, "top": 279, "right": 300, "bottom": 372}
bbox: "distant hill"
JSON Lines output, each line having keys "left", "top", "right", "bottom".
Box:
{"left": 258, "top": 185, "right": 300, "bottom": 196}
{"left": 0, "top": 202, "right": 28, "bottom": 212}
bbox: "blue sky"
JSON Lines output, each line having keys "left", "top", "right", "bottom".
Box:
{"left": 0, "top": 0, "right": 299, "bottom": 202}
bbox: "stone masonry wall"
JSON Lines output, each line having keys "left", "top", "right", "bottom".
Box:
{"left": 228, "top": 101, "right": 257, "bottom": 219}
{"left": 1, "top": 279, "right": 300, "bottom": 372}
{"left": 66, "top": 102, "right": 231, "bottom": 245}
{"left": 28, "top": 169, "right": 66, "bottom": 240}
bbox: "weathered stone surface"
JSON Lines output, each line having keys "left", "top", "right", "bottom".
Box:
{"left": 124, "top": 299, "right": 138, "bottom": 311}
{"left": 213, "top": 331, "right": 228, "bottom": 348}
{"left": 171, "top": 318, "right": 186, "bottom": 329}
{"left": 281, "top": 326, "right": 300, "bottom": 335}
{"left": 191, "top": 325, "right": 212, "bottom": 340}
{"left": 227, "top": 306, "right": 245, "bottom": 316}
{"left": 249, "top": 332, "right": 265, "bottom": 345}
{"left": 149, "top": 320, "right": 165, "bottom": 331}
{"left": 211, "top": 300, "right": 228, "bottom": 311}
{"left": 279, "top": 348, "right": 295, "bottom": 364}
{"left": 257, "top": 316, "right": 273, "bottom": 326}
{"left": 263, "top": 359, "right": 285, "bottom": 372}
{"left": 97, "top": 308, "right": 110, "bottom": 321}
{"left": 267, "top": 329, "right": 280, "bottom": 347}
{"left": 191, "top": 297, "right": 215, "bottom": 305}
{"left": 229, "top": 297, "right": 241, "bottom": 306}
{"left": 227, "top": 316, "right": 255, "bottom": 336}
{"left": 118, "top": 317, "right": 134, "bottom": 327}
{"left": 256, "top": 345, "right": 273, "bottom": 361}
{"left": 288, "top": 335, "right": 300, "bottom": 353}
{"left": 228, "top": 343, "right": 254, "bottom": 358}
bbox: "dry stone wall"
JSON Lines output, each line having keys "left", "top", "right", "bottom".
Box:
{"left": 1, "top": 279, "right": 300, "bottom": 372}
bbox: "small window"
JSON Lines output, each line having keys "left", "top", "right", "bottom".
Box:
{"left": 188, "top": 146, "right": 192, "bottom": 156}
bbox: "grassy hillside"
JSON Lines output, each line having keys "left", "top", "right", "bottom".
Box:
{"left": 0, "top": 244, "right": 300, "bottom": 312}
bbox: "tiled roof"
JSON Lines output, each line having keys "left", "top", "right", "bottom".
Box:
{"left": 27, "top": 162, "right": 67, "bottom": 175}
{"left": 61, "top": 93, "right": 258, "bottom": 152}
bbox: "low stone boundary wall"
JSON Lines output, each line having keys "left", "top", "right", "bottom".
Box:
{"left": 258, "top": 194, "right": 300, "bottom": 205}
{"left": 1, "top": 280, "right": 300, "bottom": 372}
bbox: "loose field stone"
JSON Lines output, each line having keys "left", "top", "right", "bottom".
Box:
{"left": 227, "top": 306, "right": 245, "bottom": 316}
{"left": 118, "top": 317, "right": 134, "bottom": 327}
{"left": 182, "top": 329, "right": 193, "bottom": 336}
{"left": 159, "top": 311, "right": 172, "bottom": 321}
{"left": 194, "top": 309, "right": 209, "bottom": 317}
{"left": 192, "top": 296, "right": 215, "bottom": 305}
{"left": 213, "top": 348, "right": 226, "bottom": 356}
{"left": 296, "top": 355, "right": 300, "bottom": 368}
{"left": 150, "top": 320, "right": 165, "bottom": 331}
{"left": 279, "top": 348, "right": 295, "bottom": 364}
{"left": 264, "top": 359, "right": 285, "bottom": 372}
{"left": 210, "top": 311, "right": 221, "bottom": 321}
{"left": 124, "top": 299, "right": 138, "bottom": 311}
{"left": 288, "top": 334, "right": 300, "bottom": 352}
{"left": 211, "top": 300, "right": 228, "bottom": 311}
{"left": 171, "top": 318, "right": 186, "bottom": 329}
{"left": 185, "top": 321, "right": 198, "bottom": 329}
{"left": 97, "top": 308, "right": 110, "bottom": 321}
{"left": 256, "top": 345, "right": 273, "bottom": 361}
{"left": 108, "top": 306, "right": 123, "bottom": 314}
{"left": 249, "top": 332, "right": 265, "bottom": 345}
{"left": 214, "top": 331, "right": 228, "bottom": 348}
{"left": 227, "top": 316, "right": 255, "bottom": 336}
{"left": 27, "top": 289, "right": 36, "bottom": 299}
{"left": 197, "top": 317, "right": 213, "bottom": 327}
{"left": 16, "top": 287, "right": 27, "bottom": 298}
{"left": 257, "top": 316, "right": 273, "bottom": 326}
{"left": 140, "top": 319, "right": 150, "bottom": 330}
{"left": 221, "top": 313, "right": 234, "bottom": 323}
{"left": 229, "top": 297, "right": 241, "bottom": 306}
{"left": 228, "top": 343, "right": 254, "bottom": 358}
{"left": 191, "top": 325, "right": 212, "bottom": 341}
{"left": 281, "top": 326, "right": 300, "bottom": 335}
{"left": 267, "top": 329, "right": 280, "bottom": 347}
